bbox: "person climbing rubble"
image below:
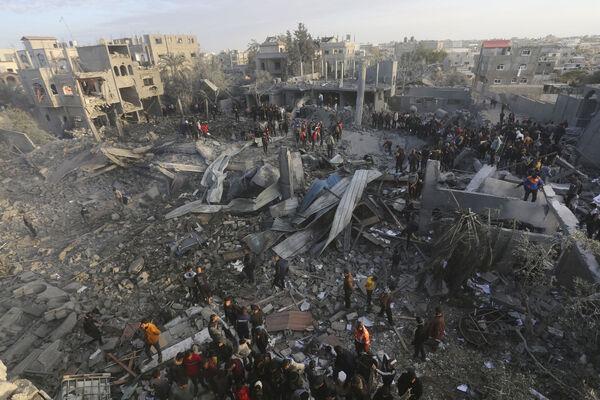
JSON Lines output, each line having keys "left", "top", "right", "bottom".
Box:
{"left": 426, "top": 306, "right": 446, "bottom": 352}
{"left": 412, "top": 317, "right": 428, "bottom": 361}
{"left": 378, "top": 289, "right": 394, "bottom": 325}
{"left": 140, "top": 318, "right": 163, "bottom": 363}
{"left": 272, "top": 255, "right": 289, "bottom": 290}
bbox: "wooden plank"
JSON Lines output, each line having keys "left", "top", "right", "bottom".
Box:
{"left": 157, "top": 162, "right": 206, "bottom": 173}
{"left": 107, "top": 352, "right": 138, "bottom": 378}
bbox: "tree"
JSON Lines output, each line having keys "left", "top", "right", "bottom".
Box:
{"left": 158, "top": 54, "right": 193, "bottom": 110}
{"left": 250, "top": 70, "right": 274, "bottom": 104}
{"left": 246, "top": 39, "right": 260, "bottom": 75}
{"left": 559, "top": 70, "right": 588, "bottom": 86}
{"left": 284, "top": 23, "right": 318, "bottom": 77}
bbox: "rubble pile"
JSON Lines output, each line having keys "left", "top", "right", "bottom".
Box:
{"left": 0, "top": 107, "right": 599, "bottom": 400}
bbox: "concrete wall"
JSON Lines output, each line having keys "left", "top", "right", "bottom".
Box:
{"left": 0, "top": 128, "right": 36, "bottom": 152}
{"left": 577, "top": 111, "right": 600, "bottom": 168}
{"left": 389, "top": 87, "right": 471, "bottom": 113}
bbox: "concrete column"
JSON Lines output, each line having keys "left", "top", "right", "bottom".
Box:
{"left": 300, "top": 61, "right": 304, "bottom": 76}
{"left": 312, "top": 60, "right": 315, "bottom": 75}
{"left": 278, "top": 146, "right": 294, "bottom": 199}
{"left": 375, "top": 63, "right": 379, "bottom": 87}
{"left": 340, "top": 62, "right": 344, "bottom": 88}
{"left": 335, "top": 60, "right": 338, "bottom": 81}
{"left": 354, "top": 62, "right": 367, "bottom": 126}
{"left": 325, "top": 62, "right": 328, "bottom": 81}
{"left": 353, "top": 59, "right": 356, "bottom": 79}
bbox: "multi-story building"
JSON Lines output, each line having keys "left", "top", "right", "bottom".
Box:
{"left": 0, "top": 48, "right": 19, "bottom": 85}
{"left": 255, "top": 36, "right": 287, "bottom": 79}
{"left": 320, "top": 36, "right": 359, "bottom": 79}
{"left": 109, "top": 34, "right": 200, "bottom": 66}
{"left": 216, "top": 49, "right": 248, "bottom": 68}
{"left": 473, "top": 39, "right": 541, "bottom": 86}
{"left": 17, "top": 36, "right": 163, "bottom": 136}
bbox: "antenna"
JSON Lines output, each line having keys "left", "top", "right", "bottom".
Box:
{"left": 59, "top": 16, "right": 74, "bottom": 42}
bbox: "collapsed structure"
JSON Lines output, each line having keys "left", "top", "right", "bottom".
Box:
{"left": 16, "top": 36, "right": 164, "bottom": 137}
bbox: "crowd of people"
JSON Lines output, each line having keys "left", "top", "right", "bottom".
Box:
{"left": 80, "top": 250, "right": 453, "bottom": 400}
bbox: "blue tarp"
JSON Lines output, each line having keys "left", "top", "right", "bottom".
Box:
{"left": 299, "top": 173, "right": 341, "bottom": 212}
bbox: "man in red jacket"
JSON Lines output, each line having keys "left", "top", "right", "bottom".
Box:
{"left": 426, "top": 306, "right": 446, "bottom": 351}
{"left": 183, "top": 349, "right": 202, "bottom": 393}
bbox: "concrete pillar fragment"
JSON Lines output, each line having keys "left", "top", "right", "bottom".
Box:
{"left": 278, "top": 146, "right": 294, "bottom": 200}
{"left": 354, "top": 62, "right": 367, "bottom": 126}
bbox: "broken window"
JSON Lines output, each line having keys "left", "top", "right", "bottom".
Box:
{"left": 45, "top": 114, "right": 50, "bottom": 121}
{"left": 521, "top": 49, "right": 531, "bottom": 56}
{"left": 511, "top": 78, "right": 518, "bottom": 84}
{"left": 155, "top": 38, "right": 162, "bottom": 44}
{"left": 37, "top": 53, "right": 46, "bottom": 66}
{"left": 127, "top": 65, "right": 133, "bottom": 75}
{"left": 191, "top": 53, "right": 197, "bottom": 58}
{"left": 496, "top": 64, "right": 504, "bottom": 70}
{"left": 274, "top": 61, "right": 281, "bottom": 70}
{"left": 519, "top": 78, "right": 528, "bottom": 84}
{"left": 493, "top": 79, "right": 502, "bottom": 84}
{"left": 143, "top": 77, "right": 154, "bottom": 86}
{"left": 120, "top": 65, "right": 127, "bottom": 76}
{"left": 7, "top": 68, "right": 14, "bottom": 73}
{"left": 177, "top": 38, "right": 183, "bottom": 43}
{"left": 113, "top": 66, "right": 120, "bottom": 76}
{"left": 50, "top": 84, "right": 58, "bottom": 95}
{"left": 20, "top": 54, "right": 28, "bottom": 63}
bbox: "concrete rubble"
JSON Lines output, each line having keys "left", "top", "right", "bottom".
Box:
{"left": 0, "top": 104, "right": 599, "bottom": 400}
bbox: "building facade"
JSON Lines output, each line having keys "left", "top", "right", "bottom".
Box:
{"left": 0, "top": 48, "right": 19, "bottom": 85}
{"left": 320, "top": 36, "right": 359, "bottom": 80}
{"left": 255, "top": 37, "right": 287, "bottom": 79}
{"left": 474, "top": 39, "right": 542, "bottom": 86}
{"left": 17, "top": 36, "right": 163, "bottom": 136}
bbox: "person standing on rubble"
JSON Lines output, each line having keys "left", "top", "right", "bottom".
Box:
{"left": 354, "top": 321, "right": 371, "bottom": 354}
{"left": 408, "top": 149, "right": 420, "bottom": 173}
{"left": 272, "top": 255, "right": 289, "bottom": 290}
{"left": 426, "top": 307, "right": 446, "bottom": 352}
{"left": 236, "top": 306, "right": 252, "bottom": 340}
{"left": 183, "top": 267, "right": 197, "bottom": 304}
{"left": 233, "top": 105, "right": 240, "bottom": 123}
{"left": 140, "top": 318, "right": 163, "bottom": 363}
{"left": 343, "top": 270, "right": 354, "bottom": 309}
{"left": 378, "top": 290, "right": 394, "bottom": 325}
{"left": 412, "top": 317, "right": 427, "bottom": 361}
{"left": 365, "top": 276, "right": 377, "bottom": 311}
{"left": 224, "top": 296, "right": 239, "bottom": 326}
{"left": 516, "top": 172, "right": 544, "bottom": 203}
{"left": 395, "top": 146, "right": 405, "bottom": 173}
{"left": 262, "top": 127, "right": 270, "bottom": 155}
{"left": 194, "top": 266, "right": 212, "bottom": 304}
{"left": 326, "top": 134, "right": 336, "bottom": 159}
{"left": 243, "top": 252, "right": 256, "bottom": 284}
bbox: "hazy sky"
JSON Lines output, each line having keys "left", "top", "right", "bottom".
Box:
{"left": 0, "top": 0, "right": 598, "bottom": 51}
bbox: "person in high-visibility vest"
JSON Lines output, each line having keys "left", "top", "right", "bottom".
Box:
{"left": 516, "top": 173, "right": 544, "bottom": 202}
{"left": 354, "top": 321, "right": 371, "bottom": 354}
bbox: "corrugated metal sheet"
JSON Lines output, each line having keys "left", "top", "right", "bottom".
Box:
{"left": 272, "top": 226, "right": 329, "bottom": 259}
{"left": 320, "top": 169, "right": 382, "bottom": 254}
{"left": 293, "top": 177, "right": 351, "bottom": 226}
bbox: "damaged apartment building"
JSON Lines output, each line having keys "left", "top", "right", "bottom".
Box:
{"left": 17, "top": 36, "right": 164, "bottom": 136}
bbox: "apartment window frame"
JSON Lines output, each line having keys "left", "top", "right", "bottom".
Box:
{"left": 519, "top": 77, "right": 528, "bottom": 84}
{"left": 155, "top": 38, "right": 162, "bottom": 44}
{"left": 511, "top": 78, "right": 518, "bottom": 84}
{"left": 143, "top": 77, "right": 154, "bottom": 86}
{"left": 496, "top": 64, "right": 505, "bottom": 70}
{"left": 518, "top": 64, "right": 527, "bottom": 70}
{"left": 493, "top": 79, "right": 502, "bottom": 85}
{"left": 520, "top": 49, "right": 531, "bottom": 56}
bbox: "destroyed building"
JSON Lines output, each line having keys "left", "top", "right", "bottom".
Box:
{"left": 255, "top": 36, "right": 288, "bottom": 79}
{"left": 17, "top": 36, "right": 164, "bottom": 136}
{"left": 0, "top": 48, "right": 19, "bottom": 86}
{"left": 109, "top": 34, "right": 200, "bottom": 66}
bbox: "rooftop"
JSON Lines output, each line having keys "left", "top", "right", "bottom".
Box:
{"left": 482, "top": 39, "right": 511, "bottom": 49}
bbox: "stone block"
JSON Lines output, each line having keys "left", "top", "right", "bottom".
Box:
{"left": 50, "top": 312, "right": 77, "bottom": 341}
{"left": 0, "top": 380, "right": 17, "bottom": 400}
{"left": 10, "top": 379, "right": 39, "bottom": 400}
{"left": 35, "top": 340, "right": 63, "bottom": 371}
{"left": 100, "top": 337, "right": 120, "bottom": 352}
{"left": 2, "top": 333, "right": 37, "bottom": 363}
{"left": 0, "top": 360, "right": 6, "bottom": 380}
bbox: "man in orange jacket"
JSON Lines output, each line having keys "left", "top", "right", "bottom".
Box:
{"left": 141, "top": 318, "right": 163, "bottom": 363}
{"left": 354, "top": 321, "right": 371, "bottom": 354}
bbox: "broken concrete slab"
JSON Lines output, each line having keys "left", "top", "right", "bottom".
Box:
{"left": 466, "top": 164, "right": 496, "bottom": 192}
{"left": 50, "top": 312, "right": 78, "bottom": 341}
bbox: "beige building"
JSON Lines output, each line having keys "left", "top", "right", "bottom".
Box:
{"left": 320, "top": 36, "right": 359, "bottom": 80}
{"left": 0, "top": 48, "right": 19, "bottom": 85}
{"left": 18, "top": 36, "right": 163, "bottom": 136}
{"left": 255, "top": 37, "right": 287, "bottom": 79}
{"left": 141, "top": 34, "right": 199, "bottom": 65}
